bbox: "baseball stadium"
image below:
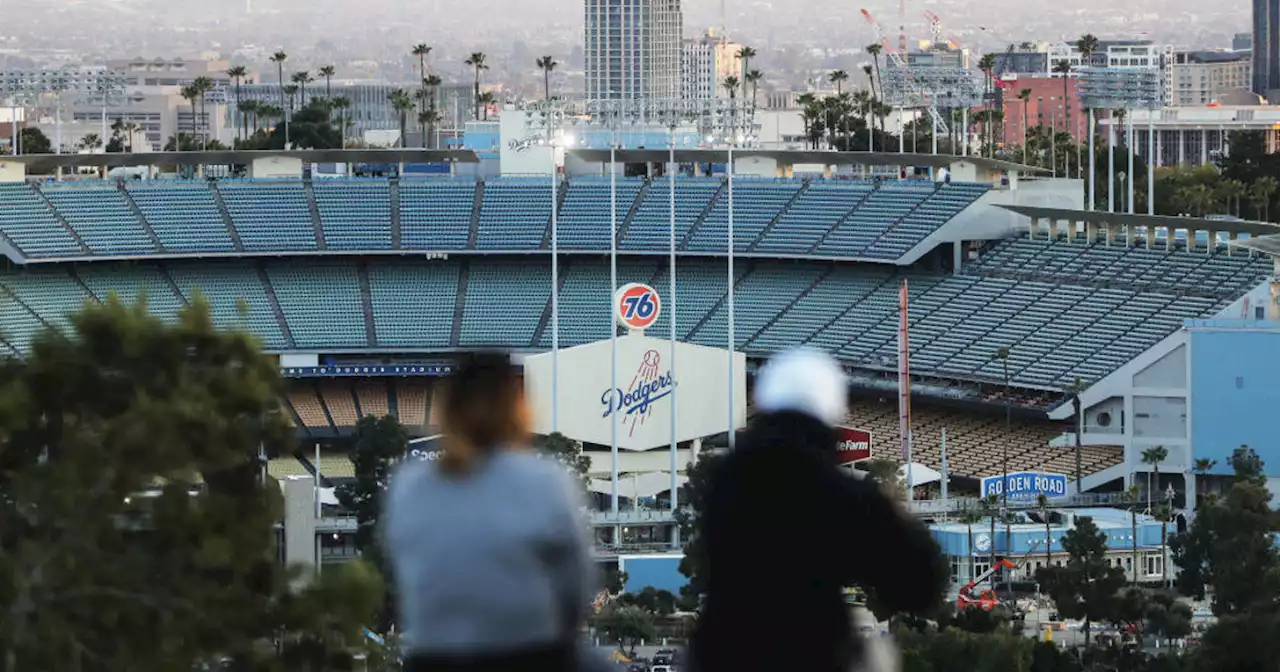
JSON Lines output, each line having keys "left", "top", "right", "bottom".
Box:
{"left": 2, "top": 130, "right": 1278, "bottom": 597}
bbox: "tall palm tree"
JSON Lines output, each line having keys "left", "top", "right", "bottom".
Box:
{"left": 536, "top": 56, "right": 559, "bottom": 101}
{"left": 1192, "top": 458, "right": 1217, "bottom": 506}
{"left": 1036, "top": 493, "right": 1052, "bottom": 569}
{"left": 477, "top": 91, "right": 497, "bottom": 121}
{"left": 1052, "top": 59, "right": 1072, "bottom": 155}
{"left": 1018, "top": 88, "right": 1032, "bottom": 164}
{"left": 1251, "top": 175, "right": 1278, "bottom": 221}
{"left": 122, "top": 121, "right": 140, "bottom": 152}
{"left": 291, "top": 71, "right": 314, "bottom": 105}
{"left": 227, "top": 65, "right": 248, "bottom": 142}
{"left": 179, "top": 83, "right": 200, "bottom": 148}
{"left": 1076, "top": 35, "right": 1100, "bottom": 192}
{"left": 866, "top": 43, "right": 885, "bottom": 106}
{"left": 722, "top": 76, "right": 740, "bottom": 100}
{"left": 318, "top": 65, "right": 336, "bottom": 102}
{"left": 862, "top": 64, "right": 879, "bottom": 142}
{"left": 269, "top": 51, "right": 288, "bottom": 117}
{"left": 388, "top": 88, "right": 413, "bottom": 147}
{"left": 828, "top": 69, "right": 849, "bottom": 95}
{"left": 283, "top": 84, "right": 299, "bottom": 114}
{"left": 192, "top": 76, "right": 214, "bottom": 149}
{"left": 797, "top": 93, "right": 818, "bottom": 149}
{"left": 1127, "top": 483, "right": 1142, "bottom": 584}
{"left": 419, "top": 109, "right": 442, "bottom": 149}
{"left": 412, "top": 43, "right": 432, "bottom": 87}
{"left": 736, "top": 46, "right": 757, "bottom": 79}
{"left": 959, "top": 506, "right": 983, "bottom": 583}
{"left": 330, "top": 96, "right": 351, "bottom": 148}
{"left": 744, "top": 69, "right": 763, "bottom": 111}
{"left": 464, "top": 52, "right": 489, "bottom": 120}
{"left": 1140, "top": 446, "right": 1168, "bottom": 514}
{"left": 415, "top": 88, "right": 434, "bottom": 146}
{"left": 977, "top": 53, "right": 997, "bottom": 157}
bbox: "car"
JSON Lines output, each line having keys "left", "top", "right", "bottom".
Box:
{"left": 650, "top": 666, "right": 672, "bottom": 672}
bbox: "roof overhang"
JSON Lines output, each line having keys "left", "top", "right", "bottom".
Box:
{"left": 567, "top": 148, "right": 1044, "bottom": 173}
{"left": 997, "top": 205, "right": 1280, "bottom": 236}
{"left": 7, "top": 149, "right": 481, "bottom": 173}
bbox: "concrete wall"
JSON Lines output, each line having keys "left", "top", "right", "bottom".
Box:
{"left": 1189, "top": 323, "right": 1280, "bottom": 476}
{"left": 0, "top": 160, "right": 26, "bottom": 183}
{"left": 250, "top": 156, "right": 303, "bottom": 178}
{"left": 280, "top": 476, "right": 318, "bottom": 572}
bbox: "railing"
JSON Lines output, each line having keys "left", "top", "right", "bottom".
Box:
{"left": 907, "top": 490, "right": 1137, "bottom": 515}
{"left": 587, "top": 508, "right": 689, "bottom": 526}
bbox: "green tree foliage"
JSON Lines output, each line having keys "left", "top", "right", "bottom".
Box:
{"left": 674, "top": 450, "right": 725, "bottom": 599}
{"left": 894, "top": 624, "right": 1035, "bottom": 672}
{"left": 1170, "top": 446, "right": 1280, "bottom": 614}
{"left": 0, "top": 297, "right": 382, "bottom": 670}
{"left": 336, "top": 415, "right": 408, "bottom": 558}
{"left": 595, "top": 603, "right": 655, "bottom": 657}
{"left": 1036, "top": 516, "right": 1127, "bottom": 649}
{"left": 17, "top": 127, "right": 51, "bottom": 154}
{"left": 240, "top": 100, "right": 342, "bottom": 150}
{"left": 533, "top": 431, "right": 590, "bottom": 489}
{"left": 617, "top": 585, "right": 677, "bottom": 617}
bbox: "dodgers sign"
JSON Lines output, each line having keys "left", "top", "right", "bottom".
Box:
{"left": 614, "top": 283, "right": 661, "bottom": 331}
{"left": 601, "top": 349, "right": 676, "bottom": 437}
{"left": 981, "top": 471, "right": 1069, "bottom": 500}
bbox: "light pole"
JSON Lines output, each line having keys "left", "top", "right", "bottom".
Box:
{"left": 667, "top": 119, "right": 679, "bottom": 529}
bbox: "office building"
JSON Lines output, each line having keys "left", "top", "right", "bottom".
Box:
{"left": 681, "top": 29, "right": 741, "bottom": 100}
{"left": 1170, "top": 51, "right": 1252, "bottom": 106}
{"left": 1000, "top": 74, "right": 1086, "bottom": 145}
{"left": 1101, "top": 106, "right": 1280, "bottom": 168}
{"left": 1254, "top": 0, "right": 1280, "bottom": 96}
{"left": 584, "top": 0, "right": 683, "bottom": 101}
{"left": 1047, "top": 40, "right": 1175, "bottom": 106}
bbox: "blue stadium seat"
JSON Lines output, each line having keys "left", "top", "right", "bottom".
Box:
{"left": 0, "top": 184, "right": 84, "bottom": 258}
{"left": 458, "top": 259, "right": 550, "bottom": 346}
{"left": 217, "top": 181, "right": 317, "bottom": 251}
{"left": 267, "top": 262, "right": 366, "bottom": 347}
{"left": 41, "top": 185, "right": 154, "bottom": 255}
{"left": 755, "top": 182, "right": 872, "bottom": 255}
{"left": 127, "top": 183, "right": 236, "bottom": 253}
{"left": 368, "top": 261, "right": 460, "bottom": 347}
{"left": 313, "top": 180, "right": 393, "bottom": 250}
{"left": 399, "top": 180, "right": 475, "bottom": 250}
{"left": 621, "top": 179, "right": 720, "bottom": 251}
{"left": 687, "top": 181, "right": 800, "bottom": 253}
{"left": 166, "top": 262, "right": 287, "bottom": 349}
{"left": 475, "top": 179, "right": 550, "bottom": 250}
{"left": 557, "top": 179, "right": 643, "bottom": 251}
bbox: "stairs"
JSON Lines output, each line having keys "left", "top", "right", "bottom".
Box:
{"left": 156, "top": 263, "right": 191, "bottom": 307}
{"left": 614, "top": 181, "right": 651, "bottom": 246}
{"left": 747, "top": 180, "right": 811, "bottom": 252}
{"left": 540, "top": 180, "right": 569, "bottom": 249}
{"left": 532, "top": 257, "right": 571, "bottom": 347}
{"left": 449, "top": 258, "right": 470, "bottom": 347}
{"left": 679, "top": 179, "right": 728, "bottom": 248}
{"left": 117, "top": 184, "right": 166, "bottom": 253}
{"left": 208, "top": 184, "right": 245, "bottom": 252}
{"left": 257, "top": 264, "right": 297, "bottom": 349}
{"left": 806, "top": 183, "right": 879, "bottom": 256}
{"left": 686, "top": 261, "right": 755, "bottom": 343}
{"left": 390, "top": 178, "right": 403, "bottom": 250}
{"left": 302, "top": 180, "right": 327, "bottom": 250}
{"left": 467, "top": 182, "right": 484, "bottom": 249}
{"left": 31, "top": 186, "right": 91, "bottom": 255}
{"left": 741, "top": 265, "right": 835, "bottom": 347}
{"left": 358, "top": 262, "right": 378, "bottom": 347}
{"left": 66, "top": 266, "right": 103, "bottom": 304}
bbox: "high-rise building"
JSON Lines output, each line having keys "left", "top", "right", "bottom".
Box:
{"left": 1047, "top": 40, "right": 1175, "bottom": 106}
{"left": 1253, "top": 0, "right": 1279, "bottom": 96}
{"left": 584, "top": 0, "right": 683, "bottom": 101}
{"left": 1170, "top": 51, "right": 1253, "bottom": 106}
{"left": 1234, "top": 32, "right": 1254, "bottom": 52}
{"left": 681, "top": 29, "right": 741, "bottom": 100}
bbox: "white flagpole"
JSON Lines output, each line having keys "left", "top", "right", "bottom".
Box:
{"left": 551, "top": 112, "right": 560, "bottom": 433}
{"left": 313, "top": 442, "right": 321, "bottom": 518}
{"left": 726, "top": 142, "right": 736, "bottom": 450}
{"left": 609, "top": 126, "right": 619, "bottom": 520}
{"left": 940, "top": 428, "right": 949, "bottom": 506}
{"left": 669, "top": 123, "right": 679, "bottom": 519}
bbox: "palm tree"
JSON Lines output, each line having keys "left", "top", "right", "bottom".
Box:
{"left": 797, "top": 93, "right": 819, "bottom": 149}
{"left": 1036, "top": 493, "right": 1052, "bottom": 569}
{"left": 1052, "top": 60, "right": 1072, "bottom": 165}
{"left": 78, "top": 132, "right": 102, "bottom": 152}
{"left": 1140, "top": 446, "right": 1168, "bottom": 514}
{"left": 866, "top": 43, "right": 885, "bottom": 111}
{"left": 1251, "top": 175, "right": 1278, "bottom": 221}
{"left": 388, "top": 89, "right": 413, "bottom": 147}
{"left": 744, "top": 69, "right": 763, "bottom": 111}
{"left": 736, "top": 46, "right": 757, "bottom": 79}
{"left": 1192, "top": 458, "right": 1217, "bottom": 507}
{"left": 180, "top": 84, "right": 200, "bottom": 148}
{"left": 192, "top": 76, "right": 214, "bottom": 149}
{"left": 1018, "top": 89, "right": 1032, "bottom": 164}
{"left": 330, "top": 96, "right": 351, "bottom": 148}
{"left": 828, "top": 69, "right": 849, "bottom": 95}
{"left": 977, "top": 53, "right": 997, "bottom": 157}
{"left": 1076, "top": 35, "right": 1100, "bottom": 190}
{"left": 122, "top": 121, "right": 140, "bottom": 152}
{"left": 318, "top": 65, "right": 336, "bottom": 102}
{"left": 283, "top": 84, "right": 299, "bottom": 113}
{"left": 269, "top": 51, "right": 288, "bottom": 117}
{"left": 418, "top": 109, "right": 443, "bottom": 149}
{"left": 861, "top": 65, "right": 879, "bottom": 144}
{"left": 291, "top": 71, "right": 314, "bottom": 106}
{"left": 722, "top": 76, "right": 740, "bottom": 100}
{"left": 536, "top": 56, "right": 559, "bottom": 101}
{"left": 959, "top": 506, "right": 983, "bottom": 583}
{"left": 1127, "top": 483, "right": 1142, "bottom": 584}
{"left": 477, "top": 91, "right": 497, "bottom": 121}
{"left": 465, "top": 52, "right": 489, "bottom": 121}
{"left": 1217, "top": 179, "right": 1246, "bottom": 218}
{"left": 227, "top": 65, "right": 248, "bottom": 141}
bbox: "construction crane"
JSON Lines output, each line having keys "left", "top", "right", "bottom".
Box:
{"left": 956, "top": 538, "right": 1042, "bottom": 611}
{"left": 921, "top": 11, "right": 958, "bottom": 50}
{"left": 860, "top": 8, "right": 949, "bottom": 134}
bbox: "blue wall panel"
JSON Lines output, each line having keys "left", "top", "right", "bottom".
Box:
{"left": 619, "top": 555, "right": 687, "bottom": 594}
{"left": 1189, "top": 322, "right": 1280, "bottom": 477}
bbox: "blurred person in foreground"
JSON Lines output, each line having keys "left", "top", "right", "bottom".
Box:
{"left": 691, "top": 349, "right": 945, "bottom": 672}
{"left": 385, "top": 353, "right": 595, "bottom": 672}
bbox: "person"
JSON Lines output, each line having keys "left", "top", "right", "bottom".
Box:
{"left": 384, "top": 353, "right": 595, "bottom": 672}
{"left": 691, "top": 349, "right": 945, "bottom": 672}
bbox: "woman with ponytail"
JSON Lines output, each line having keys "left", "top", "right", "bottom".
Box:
{"left": 385, "top": 353, "right": 594, "bottom": 672}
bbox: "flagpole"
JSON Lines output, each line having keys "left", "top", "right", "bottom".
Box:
{"left": 609, "top": 125, "right": 619, "bottom": 521}
{"left": 898, "top": 280, "right": 912, "bottom": 502}
{"left": 726, "top": 140, "right": 736, "bottom": 451}
{"left": 668, "top": 122, "right": 679, "bottom": 523}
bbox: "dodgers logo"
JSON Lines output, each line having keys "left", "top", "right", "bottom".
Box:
{"left": 600, "top": 349, "right": 675, "bottom": 436}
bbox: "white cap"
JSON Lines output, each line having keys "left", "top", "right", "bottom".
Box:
{"left": 753, "top": 348, "right": 847, "bottom": 426}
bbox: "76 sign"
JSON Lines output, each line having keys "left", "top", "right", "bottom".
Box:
{"left": 614, "top": 283, "right": 662, "bottom": 331}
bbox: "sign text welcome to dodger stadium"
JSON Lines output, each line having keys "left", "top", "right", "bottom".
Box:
{"left": 981, "top": 471, "right": 1068, "bottom": 500}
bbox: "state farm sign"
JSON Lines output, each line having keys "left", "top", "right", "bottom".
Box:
{"left": 835, "top": 427, "right": 872, "bottom": 464}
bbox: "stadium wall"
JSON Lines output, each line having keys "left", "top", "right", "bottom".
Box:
{"left": 1188, "top": 320, "right": 1280, "bottom": 478}
{"left": 617, "top": 554, "right": 687, "bottom": 594}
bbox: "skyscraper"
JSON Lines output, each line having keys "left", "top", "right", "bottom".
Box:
{"left": 1253, "top": 0, "right": 1280, "bottom": 96}
{"left": 584, "top": 0, "right": 683, "bottom": 101}
{"left": 681, "top": 29, "right": 741, "bottom": 100}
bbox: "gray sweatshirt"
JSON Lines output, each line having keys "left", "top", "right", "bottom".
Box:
{"left": 384, "top": 450, "right": 595, "bottom": 656}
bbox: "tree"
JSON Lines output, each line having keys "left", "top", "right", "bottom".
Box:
{"left": 1141, "top": 445, "right": 1168, "bottom": 514}
{"left": 866, "top": 43, "right": 885, "bottom": 120}
{"left": 1018, "top": 88, "right": 1032, "bottom": 164}
{"left": 1076, "top": 34, "right": 1100, "bottom": 180}
{"left": 318, "top": 65, "right": 336, "bottom": 103}
{"left": 1218, "top": 178, "right": 1246, "bottom": 218}
{"left": 744, "top": 69, "right": 764, "bottom": 111}
{"left": 164, "top": 132, "right": 201, "bottom": 152}
{"left": 238, "top": 100, "right": 341, "bottom": 150}
{"left": 674, "top": 451, "right": 726, "bottom": 601}
{"left": 1251, "top": 175, "right": 1278, "bottom": 221}
{"left": 1053, "top": 59, "right": 1073, "bottom": 174}
{"left": 477, "top": 91, "right": 497, "bottom": 121}
{"left": 736, "top": 45, "right": 757, "bottom": 79}
{"left": 618, "top": 586, "right": 677, "bottom": 617}
{"left": 0, "top": 297, "right": 382, "bottom": 669}
{"left": 330, "top": 96, "right": 351, "bottom": 149}
{"left": 227, "top": 65, "right": 249, "bottom": 141}
{"left": 1128, "top": 483, "right": 1142, "bottom": 585}
{"left": 17, "top": 127, "right": 51, "bottom": 154}
{"left": 828, "top": 69, "right": 849, "bottom": 95}
{"left": 977, "top": 52, "right": 998, "bottom": 157}
{"left": 1192, "top": 457, "right": 1217, "bottom": 507}
{"left": 1036, "top": 494, "right": 1053, "bottom": 568}
{"left": 291, "top": 71, "right": 314, "bottom": 104}
{"left": 533, "top": 432, "right": 590, "bottom": 489}
{"left": 1171, "top": 446, "right": 1280, "bottom": 615}
{"left": 464, "top": 52, "right": 489, "bottom": 121}
{"left": 388, "top": 88, "right": 412, "bottom": 147}
{"left": 595, "top": 603, "right": 655, "bottom": 658}
{"left": 722, "top": 75, "right": 740, "bottom": 101}
{"left": 536, "top": 55, "right": 559, "bottom": 101}
{"left": 77, "top": 132, "right": 102, "bottom": 152}
{"left": 412, "top": 43, "right": 432, "bottom": 94}
{"left": 1036, "top": 516, "right": 1127, "bottom": 650}
{"left": 959, "top": 506, "right": 983, "bottom": 583}
{"left": 270, "top": 50, "right": 289, "bottom": 127}
{"left": 180, "top": 83, "right": 200, "bottom": 146}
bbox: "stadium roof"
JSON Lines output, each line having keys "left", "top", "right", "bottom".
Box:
{"left": 997, "top": 205, "right": 1280, "bottom": 236}
{"left": 1229, "top": 234, "right": 1280, "bottom": 257}
{"left": 567, "top": 149, "right": 1043, "bottom": 174}
{"left": 5, "top": 149, "right": 481, "bottom": 173}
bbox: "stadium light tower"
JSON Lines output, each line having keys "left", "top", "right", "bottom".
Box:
{"left": 1079, "top": 67, "right": 1161, "bottom": 217}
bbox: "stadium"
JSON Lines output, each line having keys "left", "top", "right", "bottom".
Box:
{"left": 1, "top": 133, "right": 1277, "bottom": 595}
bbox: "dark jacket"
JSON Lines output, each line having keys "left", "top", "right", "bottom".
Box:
{"left": 691, "top": 411, "right": 944, "bottom": 672}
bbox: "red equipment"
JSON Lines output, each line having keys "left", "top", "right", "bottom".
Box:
{"left": 956, "top": 538, "right": 1042, "bottom": 611}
